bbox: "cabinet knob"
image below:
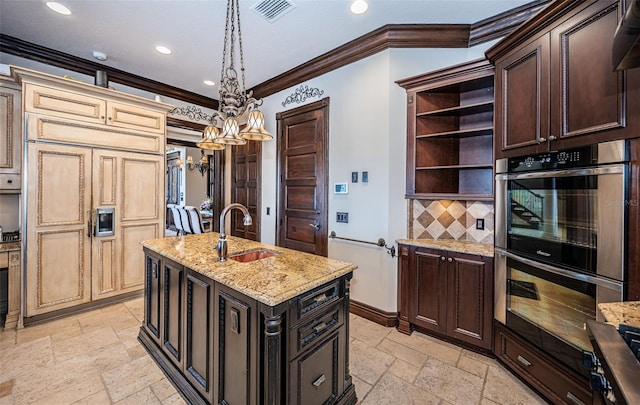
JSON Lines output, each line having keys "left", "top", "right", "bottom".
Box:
{"left": 448, "top": 257, "right": 453, "bottom": 263}
{"left": 539, "top": 137, "right": 547, "bottom": 143}
{"left": 549, "top": 135, "right": 557, "bottom": 141}
{"left": 100, "top": 116, "right": 105, "bottom": 119}
{"left": 441, "top": 256, "right": 446, "bottom": 261}
{"left": 7, "top": 179, "right": 12, "bottom": 184}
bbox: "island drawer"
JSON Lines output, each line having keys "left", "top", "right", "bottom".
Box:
{"left": 290, "top": 279, "right": 342, "bottom": 324}
{"left": 289, "top": 299, "right": 344, "bottom": 359}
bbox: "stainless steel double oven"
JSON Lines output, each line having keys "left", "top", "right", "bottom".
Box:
{"left": 495, "top": 140, "right": 629, "bottom": 376}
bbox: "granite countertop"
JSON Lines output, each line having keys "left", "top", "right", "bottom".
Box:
{"left": 598, "top": 301, "right": 640, "bottom": 329}
{"left": 396, "top": 239, "right": 494, "bottom": 257}
{"left": 0, "top": 241, "right": 21, "bottom": 253}
{"left": 141, "top": 233, "right": 357, "bottom": 307}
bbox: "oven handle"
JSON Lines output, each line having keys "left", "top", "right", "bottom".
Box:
{"left": 495, "top": 248, "right": 624, "bottom": 291}
{"left": 495, "top": 164, "right": 624, "bottom": 181}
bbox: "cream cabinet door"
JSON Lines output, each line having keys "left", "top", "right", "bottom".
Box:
{"left": 91, "top": 149, "right": 164, "bottom": 300}
{"left": 26, "top": 143, "right": 93, "bottom": 316}
{"left": 0, "top": 80, "right": 22, "bottom": 190}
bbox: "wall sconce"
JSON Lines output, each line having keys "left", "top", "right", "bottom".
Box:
{"left": 175, "top": 155, "right": 184, "bottom": 169}
{"left": 186, "top": 150, "right": 210, "bottom": 176}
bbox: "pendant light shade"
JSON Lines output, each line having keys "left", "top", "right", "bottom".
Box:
{"left": 215, "top": 117, "right": 247, "bottom": 145}
{"left": 197, "top": 124, "right": 225, "bottom": 150}
{"left": 240, "top": 110, "right": 272, "bottom": 141}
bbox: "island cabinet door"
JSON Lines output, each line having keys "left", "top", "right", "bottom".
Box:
{"left": 162, "top": 258, "right": 184, "bottom": 369}
{"left": 214, "top": 284, "right": 258, "bottom": 405}
{"left": 143, "top": 250, "right": 162, "bottom": 344}
{"left": 289, "top": 329, "right": 345, "bottom": 405}
{"left": 184, "top": 269, "right": 215, "bottom": 404}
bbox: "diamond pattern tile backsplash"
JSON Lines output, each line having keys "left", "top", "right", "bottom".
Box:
{"left": 409, "top": 199, "right": 494, "bottom": 243}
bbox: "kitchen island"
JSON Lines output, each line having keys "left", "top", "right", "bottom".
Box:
{"left": 138, "top": 232, "right": 358, "bottom": 405}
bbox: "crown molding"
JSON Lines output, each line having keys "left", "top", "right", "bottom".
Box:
{"left": 1, "top": 1, "right": 549, "bottom": 106}
{"left": 0, "top": 34, "right": 218, "bottom": 108}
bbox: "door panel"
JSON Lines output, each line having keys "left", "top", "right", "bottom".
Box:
{"left": 411, "top": 248, "right": 447, "bottom": 333}
{"left": 277, "top": 99, "right": 329, "bottom": 256}
{"left": 93, "top": 149, "right": 163, "bottom": 300}
{"left": 231, "top": 141, "right": 260, "bottom": 241}
{"left": 447, "top": 255, "right": 493, "bottom": 348}
{"left": 26, "top": 143, "right": 92, "bottom": 316}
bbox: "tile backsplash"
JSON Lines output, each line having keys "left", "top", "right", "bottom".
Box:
{"left": 409, "top": 199, "right": 494, "bottom": 243}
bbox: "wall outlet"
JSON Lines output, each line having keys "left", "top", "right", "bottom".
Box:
{"left": 336, "top": 212, "right": 349, "bottom": 223}
{"left": 476, "top": 218, "right": 485, "bottom": 230}
{"left": 362, "top": 171, "right": 368, "bottom": 182}
{"left": 351, "top": 172, "right": 358, "bottom": 183}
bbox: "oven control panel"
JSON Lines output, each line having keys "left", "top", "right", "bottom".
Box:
{"left": 508, "top": 145, "right": 596, "bottom": 172}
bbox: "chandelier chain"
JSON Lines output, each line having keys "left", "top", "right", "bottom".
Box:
{"left": 236, "top": 0, "right": 247, "bottom": 98}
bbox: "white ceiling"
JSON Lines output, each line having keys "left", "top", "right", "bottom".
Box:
{"left": 0, "top": 0, "right": 532, "bottom": 98}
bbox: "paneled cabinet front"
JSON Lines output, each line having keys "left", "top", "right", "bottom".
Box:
{"left": 25, "top": 143, "right": 164, "bottom": 317}
{"left": 491, "top": 0, "right": 640, "bottom": 159}
{"left": 399, "top": 244, "right": 494, "bottom": 350}
{"left": 0, "top": 77, "right": 22, "bottom": 191}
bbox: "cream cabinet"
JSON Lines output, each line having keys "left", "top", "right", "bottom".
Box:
{"left": 12, "top": 66, "right": 173, "bottom": 318}
{"left": 0, "top": 76, "right": 22, "bottom": 191}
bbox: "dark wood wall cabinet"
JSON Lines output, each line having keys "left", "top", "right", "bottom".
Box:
{"left": 396, "top": 59, "right": 495, "bottom": 200}
{"left": 486, "top": 0, "right": 640, "bottom": 159}
{"left": 139, "top": 249, "right": 356, "bottom": 405}
{"left": 397, "top": 244, "right": 494, "bottom": 351}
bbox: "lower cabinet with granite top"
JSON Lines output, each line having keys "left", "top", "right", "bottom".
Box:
{"left": 397, "top": 240, "right": 494, "bottom": 351}
{"left": 139, "top": 233, "right": 357, "bottom": 405}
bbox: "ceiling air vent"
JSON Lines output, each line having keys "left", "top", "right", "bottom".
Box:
{"left": 251, "top": 0, "right": 295, "bottom": 23}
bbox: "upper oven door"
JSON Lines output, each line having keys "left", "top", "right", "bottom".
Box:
{"left": 496, "top": 165, "right": 626, "bottom": 280}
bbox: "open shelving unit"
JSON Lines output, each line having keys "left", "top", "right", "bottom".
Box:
{"left": 397, "top": 59, "right": 495, "bottom": 200}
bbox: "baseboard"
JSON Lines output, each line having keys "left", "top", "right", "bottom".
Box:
{"left": 349, "top": 300, "right": 397, "bottom": 327}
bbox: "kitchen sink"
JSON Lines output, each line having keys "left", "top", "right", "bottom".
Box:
{"left": 228, "top": 248, "right": 279, "bottom": 263}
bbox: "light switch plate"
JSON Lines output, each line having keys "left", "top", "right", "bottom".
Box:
{"left": 362, "top": 171, "right": 368, "bottom": 182}
{"left": 334, "top": 183, "right": 348, "bottom": 194}
{"left": 476, "top": 218, "right": 485, "bottom": 230}
{"left": 337, "top": 212, "right": 349, "bottom": 223}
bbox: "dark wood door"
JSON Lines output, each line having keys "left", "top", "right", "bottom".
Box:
{"left": 494, "top": 34, "right": 550, "bottom": 159}
{"left": 276, "top": 98, "right": 329, "bottom": 256}
{"left": 550, "top": 0, "right": 629, "bottom": 149}
{"left": 231, "top": 141, "right": 260, "bottom": 240}
{"left": 184, "top": 269, "right": 214, "bottom": 403}
{"left": 162, "top": 258, "right": 184, "bottom": 369}
{"left": 215, "top": 285, "right": 258, "bottom": 405}
{"left": 410, "top": 247, "right": 447, "bottom": 333}
{"left": 144, "top": 251, "right": 162, "bottom": 343}
{"left": 446, "top": 253, "right": 493, "bottom": 349}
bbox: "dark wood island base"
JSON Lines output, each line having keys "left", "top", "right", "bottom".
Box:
{"left": 138, "top": 238, "right": 358, "bottom": 405}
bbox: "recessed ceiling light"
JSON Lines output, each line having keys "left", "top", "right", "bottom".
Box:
{"left": 203, "top": 80, "right": 216, "bottom": 86}
{"left": 46, "top": 2, "right": 72, "bottom": 15}
{"left": 155, "top": 45, "right": 172, "bottom": 55}
{"left": 350, "top": 0, "right": 368, "bottom": 15}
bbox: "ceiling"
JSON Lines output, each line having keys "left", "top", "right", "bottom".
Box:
{"left": 0, "top": 0, "right": 533, "bottom": 99}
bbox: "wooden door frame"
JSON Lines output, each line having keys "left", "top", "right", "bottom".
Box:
{"left": 275, "top": 97, "right": 330, "bottom": 254}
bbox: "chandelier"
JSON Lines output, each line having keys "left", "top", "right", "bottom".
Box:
{"left": 186, "top": 150, "right": 210, "bottom": 176}
{"left": 197, "top": 0, "right": 272, "bottom": 151}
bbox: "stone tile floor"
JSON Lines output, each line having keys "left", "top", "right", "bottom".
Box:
{"left": 0, "top": 298, "right": 546, "bottom": 404}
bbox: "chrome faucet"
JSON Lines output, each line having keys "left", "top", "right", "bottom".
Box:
{"left": 217, "top": 203, "right": 253, "bottom": 261}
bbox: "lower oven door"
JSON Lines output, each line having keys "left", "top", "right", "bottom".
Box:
{"left": 495, "top": 249, "right": 624, "bottom": 376}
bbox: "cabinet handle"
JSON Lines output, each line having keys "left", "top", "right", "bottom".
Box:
{"left": 87, "top": 210, "right": 92, "bottom": 238}
{"left": 539, "top": 137, "right": 547, "bottom": 143}
{"left": 313, "top": 322, "right": 327, "bottom": 334}
{"left": 314, "top": 294, "right": 328, "bottom": 304}
{"left": 517, "top": 355, "right": 532, "bottom": 367}
{"left": 441, "top": 256, "right": 446, "bottom": 261}
{"left": 566, "top": 392, "right": 585, "bottom": 405}
{"left": 448, "top": 258, "right": 453, "bottom": 263}
{"left": 549, "top": 135, "right": 557, "bottom": 141}
{"left": 312, "top": 374, "right": 326, "bottom": 388}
